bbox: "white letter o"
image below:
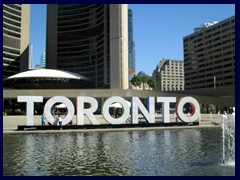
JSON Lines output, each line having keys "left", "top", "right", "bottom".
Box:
{"left": 176, "top": 97, "right": 200, "bottom": 123}
{"left": 44, "top": 96, "right": 75, "bottom": 125}
{"left": 102, "top": 96, "right": 130, "bottom": 124}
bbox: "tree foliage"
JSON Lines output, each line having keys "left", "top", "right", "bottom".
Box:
{"left": 131, "top": 74, "right": 157, "bottom": 90}
{"left": 131, "top": 75, "right": 142, "bottom": 87}
{"left": 147, "top": 77, "right": 157, "bottom": 90}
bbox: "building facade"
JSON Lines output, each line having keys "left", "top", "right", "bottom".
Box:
{"left": 3, "top": 4, "right": 30, "bottom": 79}
{"left": 46, "top": 4, "right": 128, "bottom": 89}
{"left": 184, "top": 16, "right": 235, "bottom": 90}
{"left": 152, "top": 58, "right": 184, "bottom": 91}
{"left": 28, "top": 43, "right": 33, "bottom": 69}
{"left": 40, "top": 51, "right": 46, "bottom": 68}
{"left": 128, "top": 9, "right": 135, "bottom": 80}
{"left": 194, "top": 21, "right": 218, "bottom": 32}
{"left": 35, "top": 64, "right": 41, "bottom": 69}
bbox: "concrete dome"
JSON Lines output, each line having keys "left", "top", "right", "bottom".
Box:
{"left": 6, "top": 69, "right": 89, "bottom": 80}
{"left": 4, "top": 69, "right": 94, "bottom": 89}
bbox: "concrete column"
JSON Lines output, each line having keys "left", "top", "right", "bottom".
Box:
{"left": 20, "top": 4, "right": 30, "bottom": 72}
{"left": 110, "top": 4, "right": 129, "bottom": 89}
{"left": 20, "top": 5, "right": 30, "bottom": 55}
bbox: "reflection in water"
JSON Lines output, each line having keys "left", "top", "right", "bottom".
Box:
{"left": 3, "top": 128, "right": 235, "bottom": 176}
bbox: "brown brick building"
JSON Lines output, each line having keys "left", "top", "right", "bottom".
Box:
{"left": 184, "top": 16, "right": 235, "bottom": 90}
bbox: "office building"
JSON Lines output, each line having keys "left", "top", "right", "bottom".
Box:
{"left": 46, "top": 4, "right": 128, "bottom": 89}
{"left": 28, "top": 43, "right": 33, "bottom": 69}
{"left": 40, "top": 51, "right": 46, "bottom": 68}
{"left": 194, "top": 21, "right": 218, "bottom": 32}
{"left": 35, "top": 64, "right": 41, "bottom": 69}
{"left": 3, "top": 4, "right": 30, "bottom": 79}
{"left": 128, "top": 9, "right": 135, "bottom": 80}
{"left": 184, "top": 16, "right": 235, "bottom": 90}
{"left": 152, "top": 58, "right": 184, "bottom": 91}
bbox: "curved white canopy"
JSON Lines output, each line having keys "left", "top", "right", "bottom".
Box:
{"left": 55, "top": 103, "right": 67, "bottom": 108}
{"left": 110, "top": 101, "right": 131, "bottom": 108}
{"left": 7, "top": 69, "right": 89, "bottom": 80}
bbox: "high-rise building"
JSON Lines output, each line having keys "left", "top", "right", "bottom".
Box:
{"left": 184, "top": 16, "right": 235, "bottom": 90}
{"left": 35, "top": 64, "right": 41, "bottom": 69}
{"left": 152, "top": 58, "right": 184, "bottom": 91}
{"left": 28, "top": 43, "right": 33, "bottom": 69}
{"left": 194, "top": 21, "right": 218, "bottom": 32}
{"left": 3, "top": 4, "right": 30, "bottom": 79}
{"left": 40, "top": 51, "right": 46, "bottom": 68}
{"left": 128, "top": 9, "right": 135, "bottom": 80}
{"left": 46, "top": 4, "right": 128, "bottom": 89}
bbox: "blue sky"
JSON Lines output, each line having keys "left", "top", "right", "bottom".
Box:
{"left": 30, "top": 4, "right": 235, "bottom": 75}
{"left": 30, "top": 4, "right": 46, "bottom": 67}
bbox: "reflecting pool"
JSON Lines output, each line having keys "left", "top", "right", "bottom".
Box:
{"left": 3, "top": 128, "right": 235, "bottom": 176}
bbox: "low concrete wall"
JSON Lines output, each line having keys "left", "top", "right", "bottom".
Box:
{"left": 3, "top": 113, "right": 230, "bottom": 130}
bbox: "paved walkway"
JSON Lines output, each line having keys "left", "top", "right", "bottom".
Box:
{"left": 3, "top": 114, "right": 233, "bottom": 134}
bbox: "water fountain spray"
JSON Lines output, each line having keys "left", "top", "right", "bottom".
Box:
{"left": 221, "top": 108, "right": 235, "bottom": 165}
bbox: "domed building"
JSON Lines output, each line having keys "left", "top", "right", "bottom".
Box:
{"left": 137, "top": 71, "right": 147, "bottom": 77}
{"left": 4, "top": 69, "right": 94, "bottom": 89}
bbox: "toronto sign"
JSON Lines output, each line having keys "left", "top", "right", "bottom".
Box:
{"left": 18, "top": 96, "right": 200, "bottom": 126}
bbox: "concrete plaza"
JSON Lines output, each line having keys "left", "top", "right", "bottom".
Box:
{"left": 3, "top": 113, "right": 232, "bottom": 134}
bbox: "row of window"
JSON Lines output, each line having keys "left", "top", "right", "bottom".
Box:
{"left": 3, "top": 17, "right": 21, "bottom": 27}
{"left": 185, "top": 49, "right": 234, "bottom": 61}
{"left": 185, "top": 33, "right": 234, "bottom": 47}
{"left": 58, "top": 33, "right": 105, "bottom": 48}
{"left": 4, "top": 4, "right": 22, "bottom": 11}
{"left": 184, "top": 35, "right": 234, "bottom": 51}
{"left": 58, "top": 63, "right": 105, "bottom": 72}
{"left": 185, "top": 65, "right": 234, "bottom": 76}
{"left": 185, "top": 46, "right": 234, "bottom": 57}
{"left": 58, "top": 24, "right": 104, "bottom": 42}
{"left": 160, "top": 82, "right": 184, "bottom": 85}
{"left": 185, "top": 71, "right": 234, "bottom": 80}
{"left": 3, "top": 29, "right": 21, "bottom": 38}
{"left": 3, "top": 53, "right": 19, "bottom": 60}
{"left": 161, "top": 87, "right": 184, "bottom": 91}
{"left": 185, "top": 61, "right": 233, "bottom": 70}
{"left": 58, "top": 7, "right": 104, "bottom": 23}
{"left": 163, "top": 65, "right": 183, "bottom": 69}
{"left": 58, "top": 4, "right": 103, "bottom": 17}
{"left": 58, "top": 4, "right": 102, "bottom": 14}
{"left": 161, "top": 72, "right": 183, "bottom": 75}
{"left": 3, "top": 11, "right": 21, "bottom": 22}
{"left": 57, "top": 48, "right": 105, "bottom": 58}
{"left": 3, "top": 5, "right": 22, "bottom": 16}
{"left": 3, "top": 47, "right": 20, "bottom": 55}
{"left": 162, "top": 85, "right": 184, "bottom": 88}
{"left": 185, "top": 80, "right": 234, "bottom": 88}
{"left": 57, "top": 59, "right": 105, "bottom": 67}
{"left": 58, "top": 18, "right": 104, "bottom": 32}
{"left": 57, "top": 43, "right": 105, "bottom": 54}
{"left": 3, "top": 23, "right": 21, "bottom": 33}
{"left": 58, "top": 13, "right": 104, "bottom": 27}
{"left": 3, "top": 58, "right": 20, "bottom": 68}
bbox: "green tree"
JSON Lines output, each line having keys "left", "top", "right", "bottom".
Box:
{"left": 131, "top": 75, "right": 142, "bottom": 87}
{"left": 141, "top": 75, "right": 148, "bottom": 90}
{"left": 147, "top": 77, "right": 157, "bottom": 90}
{"left": 131, "top": 74, "right": 156, "bottom": 90}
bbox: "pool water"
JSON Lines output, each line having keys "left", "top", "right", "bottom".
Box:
{"left": 3, "top": 127, "right": 235, "bottom": 176}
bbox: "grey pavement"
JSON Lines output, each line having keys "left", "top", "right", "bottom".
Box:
{"left": 3, "top": 113, "right": 232, "bottom": 134}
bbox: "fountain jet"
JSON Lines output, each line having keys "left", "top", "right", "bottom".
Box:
{"left": 221, "top": 108, "right": 235, "bottom": 165}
